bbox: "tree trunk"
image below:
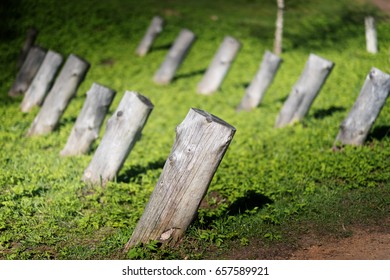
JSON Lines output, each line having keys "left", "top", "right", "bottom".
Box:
{"left": 153, "top": 29, "right": 196, "bottom": 85}
{"left": 136, "top": 16, "right": 164, "bottom": 57}
{"left": 335, "top": 67, "right": 390, "bottom": 146}
{"left": 237, "top": 50, "right": 282, "bottom": 111}
{"left": 365, "top": 16, "right": 378, "bottom": 54}
{"left": 197, "top": 36, "right": 241, "bottom": 95}
{"left": 275, "top": 53, "right": 334, "bottom": 128}
{"left": 82, "top": 91, "right": 154, "bottom": 186}
{"left": 60, "top": 83, "right": 116, "bottom": 156}
{"left": 20, "top": 50, "right": 64, "bottom": 112}
{"left": 16, "top": 28, "right": 38, "bottom": 70}
{"left": 273, "top": 0, "right": 284, "bottom": 55}
{"left": 8, "top": 46, "right": 46, "bottom": 97}
{"left": 124, "top": 108, "right": 236, "bottom": 251}
{"left": 27, "top": 54, "right": 90, "bottom": 136}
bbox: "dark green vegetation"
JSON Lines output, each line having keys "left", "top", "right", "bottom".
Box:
{"left": 1, "top": 0, "right": 389, "bottom": 259}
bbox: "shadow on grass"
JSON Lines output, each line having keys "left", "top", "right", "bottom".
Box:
{"left": 313, "top": 106, "right": 345, "bottom": 120}
{"left": 227, "top": 190, "right": 273, "bottom": 216}
{"left": 149, "top": 43, "right": 172, "bottom": 53}
{"left": 367, "top": 125, "right": 390, "bottom": 142}
{"left": 173, "top": 68, "right": 206, "bottom": 82}
{"left": 117, "top": 159, "right": 165, "bottom": 183}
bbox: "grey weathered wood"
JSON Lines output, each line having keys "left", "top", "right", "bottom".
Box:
{"left": 8, "top": 46, "right": 46, "bottom": 97}
{"left": 335, "top": 67, "right": 390, "bottom": 146}
{"left": 82, "top": 91, "right": 154, "bottom": 186}
{"left": 124, "top": 108, "right": 236, "bottom": 251}
{"left": 20, "top": 50, "right": 64, "bottom": 112}
{"left": 273, "top": 0, "right": 284, "bottom": 55}
{"left": 365, "top": 16, "right": 378, "bottom": 54}
{"left": 197, "top": 36, "right": 241, "bottom": 95}
{"left": 60, "top": 83, "right": 116, "bottom": 156}
{"left": 17, "top": 28, "right": 38, "bottom": 70}
{"left": 237, "top": 51, "right": 282, "bottom": 111}
{"left": 153, "top": 29, "right": 196, "bottom": 85}
{"left": 136, "top": 16, "right": 164, "bottom": 57}
{"left": 27, "top": 54, "right": 90, "bottom": 136}
{"left": 275, "top": 53, "right": 334, "bottom": 128}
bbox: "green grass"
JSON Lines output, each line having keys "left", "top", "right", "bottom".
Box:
{"left": 0, "top": 0, "right": 389, "bottom": 259}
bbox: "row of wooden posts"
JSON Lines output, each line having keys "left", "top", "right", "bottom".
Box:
{"left": 7, "top": 15, "right": 390, "bottom": 251}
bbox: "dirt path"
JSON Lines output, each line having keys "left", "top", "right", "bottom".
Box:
{"left": 371, "top": 0, "right": 390, "bottom": 13}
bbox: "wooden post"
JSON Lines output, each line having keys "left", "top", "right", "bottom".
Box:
{"left": 153, "top": 29, "right": 196, "bottom": 85}
{"left": 27, "top": 54, "right": 90, "bottom": 136}
{"left": 365, "top": 16, "right": 378, "bottom": 54}
{"left": 60, "top": 83, "right": 116, "bottom": 156}
{"left": 237, "top": 51, "right": 282, "bottom": 111}
{"left": 8, "top": 46, "right": 46, "bottom": 97}
{"left": 136, "top": 16, "right": 164, "bottom": 57}
{"left": 82, "top": 91, "right": 154, "bottom": 186}
{"left": 197, "top": 36, "right": 241, "bottom": 95}
{"left": 273, "top": 0, "right": 284, "bottom": 55}
{"left": 20, "top": 50, "right": 64, "bottom": 112}
{"left": 124, "top": 108, "right": 236, "bottom": 251}
{"left": 275, "top": 53, "right": 334, "bottom": 128}
{"left": 335, "top": 67, "right": 390, "bottom": 146}
{"left": 17, "top": 28, "right": 38, "bottom": 70}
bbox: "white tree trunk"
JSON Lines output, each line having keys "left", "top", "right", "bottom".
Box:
{"left": 82, "top": 91, "right": 154, "bottom": 186}
{"left": 17, "top": 28, "right": 38, "bottom": 70}
{"left": 335, "top": 67, "right": 390, "bottom": 146}
{"left": 197, "top": 36, "right": 241, "bottom": 95}
{"left": 27, "top": 54, "right": 90, "bottom": 136}
{"left": 273, "top": 0, "right": 284, "bottom": 55}
{"left": 9, "top": 46, "right": 46, "bottom": 97}
{"left": 136, "top": 16, "right": 164, "bottom": 57}
{"left": 60, "top": 83, "right": 116, "bottom": 156}
{"left": 365, "top": 16, "right": 378, "bottom": 54}
{"left": 275, "top": 53, "right": 334, "bottom": 128}
{"left": 237, "top": 50, "right": 282, "bottom": 111}
{"left": 124, "top": 108, "right": 236, "bottom": 251}
{"left": 20, "top": 50, "right": 64, "bottom": 112}
{"left": 153, "top": 29, "right": 196, "bottom": 85}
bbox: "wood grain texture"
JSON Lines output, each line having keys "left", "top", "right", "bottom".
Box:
{"left": 124, "top": 108, "right": 236, "bottom": 251}
{"left": 82, "top": 91, "right": 154, "bottom": 186}
{"left": 60, "top": 83, "right": 116, "bottom": 156}
{"left": 335, "top": 67, "right": 390, "bottom": 146}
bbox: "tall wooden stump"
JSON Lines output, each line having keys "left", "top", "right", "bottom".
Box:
{"left": 8, "top": 46, "right": 46, "bottom": 97}
{"left": 153, "top": 29, "right": 196, "bottom": 85}
{"left": 27, "top": 54, "right": 90, "bottom": 136}
{"left": 237, "top": 51, "right": 282, "bottom": 111}
{"left": 365, "top": 16, "right": 378, "bottom": 54}
{"left": 17, "top": 28, "right": 38, "bottom": 70}
{"left": 335, "top": 68, "right": 390, "bottom": 146}
{"left": 20, "top": 50, "right": 64, "bottom": 112}
{"left": 197, "top": 36, "right": 241, "bottom": 95}
{"left": 275, "top": 53, "right": 334, "bottom": 128}
{"left": 136, "top": 16, "right": 164, "bottom": 57}
{"left": 60, "top": 83, "right": 116, "bottom": 156}
{"left": 82, "top": 91, "right": 154, "bottom": 186}
{"left": 124, "top": 108, "right": 236, "bottom": 251}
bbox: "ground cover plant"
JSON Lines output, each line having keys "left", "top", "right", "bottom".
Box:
{"left": 0, "top": 0, "right": 389, "bottom": 259}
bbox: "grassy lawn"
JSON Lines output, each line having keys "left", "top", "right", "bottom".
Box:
{"left": 0, "top": 0, "right": 389, "bottom": 259}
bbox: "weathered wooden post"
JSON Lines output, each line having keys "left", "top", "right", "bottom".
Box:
{"left": 60, "top": 83, "right": 116, "bottom": 156}
{"left": 237, "top": 51, "right": 282, "bottom": 111}
{"left": 275, "top": 53, "right": 334, "bottom": 128}
{"left": 20, "top": 50, "right": 64, "bottom": 112}
{"left": 8, "top": 46, "right": 46, "bottom": 97}
{"left": 27, "top": 54, "right": 90, "bottom": 136}
{"left": 136, "top": 16, "right": 164, "bottom": 57}
{"left": 17, "top": 28, "right": 38, "bottom": 69}
{"left": 82, "top": 91, "right": 154, "bottom": 186}
{"left": 197, "top": 36, "right": 241, "bottom": 95}
{"left": 273, "top": 0, "right": 285, "bottom": 55}
{"left": 153, "top": 29, "right": 196, "bottom": 85}
{"left": 124, "top": 108, "right": 236, "bottom": 251}
{"left": 365, "top": 16, "right": 378, "bottom": 54}
{"left": 335, "top": 68, "right": 390, "bottom": 146}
